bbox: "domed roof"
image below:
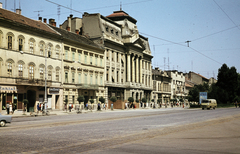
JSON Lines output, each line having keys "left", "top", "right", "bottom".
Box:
{"left": 106, "top": 10, "right": 137, "bottom": 24}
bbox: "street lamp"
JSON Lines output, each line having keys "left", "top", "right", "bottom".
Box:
{"left": 44, "top": 48, "right": 48, "bottom": 113}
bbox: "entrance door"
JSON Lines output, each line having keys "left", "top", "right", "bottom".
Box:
{"left": 17, "top": 94, "right": 23, "bottom": 110}
{"left": 84, "top": 96, "right": 89, "bottom": 106}
{"left": 27, "top": 90, "right": 36, "bottom": 112}
{"left": 55, "top": 95, "right": 59, "bottom": 109}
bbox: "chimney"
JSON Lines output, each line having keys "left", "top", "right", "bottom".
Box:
{"left": 75, "top": 29, "right": 79, "bottom": 35}
{"left": 0, "top": 2, "right": 2, "bottom": 9}
{"left": 59, "top": 25, "right": 62, "bottom": 29}
{"left": 67, "top": 15, "right": 72, "bottom": 32}
{"left": 39, "top": 17, "right": 42, "bottom": 22}
{"left": 16, "top": 9, "right": 21, "bottom": 15}
{"left": 49, "top": 18, "right": 56, "bottom": 26}
{"left": 43, "top": 18, "right": 47, "bottom": 23}
{"left": 66, "top": 26, "right": 70, "bottom": 31}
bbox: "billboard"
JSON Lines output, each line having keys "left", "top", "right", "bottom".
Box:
{"left": 199, "top": 92, "right": 207, "bottom": 104}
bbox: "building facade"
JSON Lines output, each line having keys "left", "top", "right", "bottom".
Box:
{"left": 61, "top": 10, "right": 153, "bottom": 107}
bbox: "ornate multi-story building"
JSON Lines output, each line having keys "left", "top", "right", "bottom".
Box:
{"left": 0, "top": 5, "right": 105, "bottom": 112}
{"left": 0, "top": 7, "right": 63, "bottom": 112}
{"left": 60, "top": 10, "right": 153, "bottom": 108}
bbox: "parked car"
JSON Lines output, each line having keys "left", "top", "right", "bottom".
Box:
{"left": 0, "top": 113, "right": 12, "bottom": 127}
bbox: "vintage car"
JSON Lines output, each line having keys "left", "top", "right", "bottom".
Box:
{"left": 201, "top": 99, "right": 217, "bottom": 110}
{"left": 0, "top": 113, "right": 12, "bottom": 127}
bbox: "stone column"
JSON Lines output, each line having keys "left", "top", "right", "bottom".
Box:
{"left": 140, "top": 58, "right": 142, "bottom": 84}
{"left": 132, "top": 55, "right": 135, "bottom": 82}
{"left": 136, "top": 56, "right": 139, "bottom": 83}
{"left": 127, "top": 54, "right": 131, "bottom": 82}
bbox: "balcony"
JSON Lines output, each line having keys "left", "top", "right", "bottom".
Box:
{"left": 16, "top": 78, "right": 52, "bottom": 86}
{"left": 76, "top": 84, "right": 99, "bottom": 90}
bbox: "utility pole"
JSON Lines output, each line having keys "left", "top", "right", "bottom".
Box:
{"left": 185, "top": 40, "right": 191, "bottom": 47}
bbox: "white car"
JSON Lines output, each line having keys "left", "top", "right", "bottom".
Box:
{"left": 0, "top": 113, "right": 12, "bottom": 127}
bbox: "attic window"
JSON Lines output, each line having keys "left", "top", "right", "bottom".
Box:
{"left": 111, "top": 29, "right": 114, "bottom": 34}
{"left": 116, "top": 31, "right": 118, "bottom": 36}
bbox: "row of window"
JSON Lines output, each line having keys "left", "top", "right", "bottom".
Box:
{"left": 64, "top": 71, "right": 103, "bottom": 85}
{"left": 0, "top": 31, "right": 61, "bottom": 59}
{"left": 64, "top": 49, "right": 103, "bottom": 67}
{"left": 0, "top": 59, "right": 60, "bottom": 81}
{"left": 104, "top": 25, "right": 120, "bottom": 37}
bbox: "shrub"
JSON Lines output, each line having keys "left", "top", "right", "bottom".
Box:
{"left": 99, "top": 97, "right": 105, "bottom": 104}
{"left": 90, "top": 99, "right": 94, "bottom": 104}
{"left": 142, "top": 98, "right": 147, "bottom": 103}
{"left": 77, "top": 96, "right": 85, "bottom": 104}
{"left": 128, "top": 97, "right": 134, "bottom": 103}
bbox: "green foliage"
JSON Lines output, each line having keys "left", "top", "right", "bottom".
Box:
{"left": 136, "top": 99, "right": 139, "bottom": 103}
{"left": 179, "top": 98, "right": 184, "bottom": 102}
{"left": 23, "top": 99, "right": 29, "bottom": 105}
{"left": 89, "top": 99, "right": 94, "bottom": 104}
{"left": 128, "top": 97, "right": 134, "bottom": 103}
{"left": 64, "top": 98, "right": 68, "bottom": 105}
{"left": 99, "top": 97, "right": 105, "bottom": 104}
{"left": 110, "top": 96, "right": 117, "bottom": 103}
{"left": 151, "top": 99, "right": 154, "bottom": 102}
{"left": 157, "top": 98, "right": 162, "bottom": 103}
{"left": 141, "top": 98, "right": 147, "bottom": 103}
{"left": 187, "top": 82, "right": 209, "bottom": 102}
{"left": 77, "top": 96, "right": 85, "bottom": 104}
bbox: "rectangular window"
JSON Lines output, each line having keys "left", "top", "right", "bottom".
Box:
{"left": 90, "top": 56, "right": 92, "bottom": 65}
{"left": 72, "top": 72, "right": 75, "bottom": 83}
{"left": 65, "top": 50, "right": 68, "bottom": 60}
{"left": 78, "top": 73, "right": 81, "bottom": 84}
{"left": 100, "top": 57, "right": 103, "bottom": 66}
{"left": 90, "top": 75, "right": 93, "bottom": 84}
{"left": 78, "top": 53, "right": 81, "bottom": 62}
{"left": 100, "top": 76, "right": 103, "bottom": 85}
{"left": 18, "top": 64, "right": 23, "bottom": 77}
{"left": 72, "top": 52, "right": 75, "bottom": 61}
{"left": 95, "top": 56, "right": 98, "bottom": 66}
{"left": 8, "top": 36, "right": 12, "bottom": 49}
{"left": 65, "top": 72, "right": 68, "bottom": 83}
{"left": 95, "top": 75, "right": 98, "bottom": 84}
{"left": 55, "top": 48, "right": 59, "bottom": 59}
{"left": 85, "top": 55, "right": 87, "bottom": 64}
{"left": 85, "top": 74, "right": 87, "bottom": 84}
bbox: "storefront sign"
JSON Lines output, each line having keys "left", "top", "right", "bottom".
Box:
{"left": 49, "top": 88, "right": 60, "bottom": 94}
{"left": 0, "top": 86, "right": 17, "bottom": 92}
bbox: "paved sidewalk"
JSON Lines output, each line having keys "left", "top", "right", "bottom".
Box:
{"left": 0, "top": 105, "right": 188, "bottom": 118}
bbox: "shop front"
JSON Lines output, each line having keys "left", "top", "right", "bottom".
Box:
{"left": 0, "top": 85, "right": 18, "bottom": 112}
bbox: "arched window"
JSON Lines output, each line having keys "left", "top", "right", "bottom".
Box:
{"left": 39, "top": 41, "right": 45, "bottom": 56}
{"left": 47, "top": 44, "right": 52, "bottom": 58}
{"left": 29, "top": 38, "right": 35, "bottom": 54}
{"left": 18, "top": 60, "right": 25, "bottom": 77}
{"left": 0, "top": 30, "right": 3, "bottom": 48}
{"left": 55, "top": 45, "right": 60, "bottom": 59}
{"left": 7, "top": 62, "right": 12, "bottom": 76}
{"left": 18, "top": 35, "right": 25, "bottom": 51}
{"left": 47, "top": 65, "right": 53, "bottom": 80}
{"left": 29, "top": 65, "right": 34, "bottom": 79}
{"left": 39, "top": 64, "right": 44, "bottom": 80}
{"left": 56, "top": 67, "right": 60, "bottom": 81}
{"left": 7, "top": 32, "right": 14, "bottom": 50}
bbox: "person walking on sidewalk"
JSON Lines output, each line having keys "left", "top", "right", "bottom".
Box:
{"left": 6, "top": 103, "right": 10, "bottom": 114}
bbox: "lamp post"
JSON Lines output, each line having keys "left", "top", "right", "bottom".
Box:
{"left": 44, "top": 48, "right": 48, "bottom": 113}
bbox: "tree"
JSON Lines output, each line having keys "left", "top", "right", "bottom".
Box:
{"left": 128, "top": 97, "right": 134, "bottom": 108}
{"left": 99, "top": 97, "right": 105, "bottom": 104}
{"left": 110, "top": 96, "right": 117, "bottom": 110}
{"left": 89, "top": 99, "right": 94, "bottom": 111}
{"left": 142, "top": 98, "right": 147, "bottom": 103}
{"left": 136, "top": 99, "right": 139, "bottom": 103}
{"left": 77, "top": 96, "right": 85, "bottom": 104}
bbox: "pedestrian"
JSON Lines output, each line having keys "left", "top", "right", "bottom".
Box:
{"left": 69, "top": 104, "right": 71, "bottom": 112}
{"left": 86, "top": 103, "right": 88, "bottom": 110}
{"left": 103, "top": 103, "right": 106, "bottom": 110}
{"left": 41, "top": 103, "right": 44, "bottom": 112}
{"left": 235, "top": 101, "right": 238, "bottom": 108}
{"left": 160, "top": 103, "right": 162, "bottom": 108}
{"left": 98, "top": 103, "right": 100, "bottom": 110}
{"left": 37, "top": 103, "right": 40, "bottom": 114}
{"left": 6, "top": 103, "right": 10, "bottom": 114}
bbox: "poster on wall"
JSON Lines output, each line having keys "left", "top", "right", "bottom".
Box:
{"left": 199, "top": 92, "right": 207, "bottom": 104}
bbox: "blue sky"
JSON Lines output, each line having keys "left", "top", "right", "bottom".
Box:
{"left": 1, "top": 0, "right": 240, "bottom": 79}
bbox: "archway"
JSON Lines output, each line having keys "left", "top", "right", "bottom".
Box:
{"left": 27, "top": 90, "right": 36, "bottom": 112}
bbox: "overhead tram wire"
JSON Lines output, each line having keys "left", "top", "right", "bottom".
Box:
{"left": 139, "top": 32, "right": 223, "bottom": 65}
{"left": 213, "top": 0, "right": 240, "bottom": 31}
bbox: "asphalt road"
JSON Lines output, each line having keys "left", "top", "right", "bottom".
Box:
{"left": 0, "top": 108, "right": 240, "bottom": 154}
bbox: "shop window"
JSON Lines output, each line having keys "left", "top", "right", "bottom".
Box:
{"left": 7, "top": 62, "right": 12, "bottom": 76}
{"left": 29, "top": 65, "right": 34, "bottom": 79}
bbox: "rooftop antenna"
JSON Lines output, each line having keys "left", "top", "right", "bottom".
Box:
{"left": 164, "top": 57, "right": 166, "bottom": 71}
{"left": 185, "top": 40, "right": 191, "bottom": 47}
{"left": 70, "top": 0, "right": 72, "bottom": 14}
{"left": 120, "top": 1, "right": 122, "bottom": 10}
{"left": 19, "top": 0, "right": 21, "bottom": 9}
{"left": 5, "top": 0, "right": 7, "bottom": 9}
{"left": 57, "top": 5, "right": 61, "bottom": 21}
{"left": 14, "top": 0, "right": 16, "bottom": 12}
{"left": 34, "top": 10, "right": 43, "bottom": 18}
{"left": 167, "top": 48, "right": 170, "bottom": 70}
